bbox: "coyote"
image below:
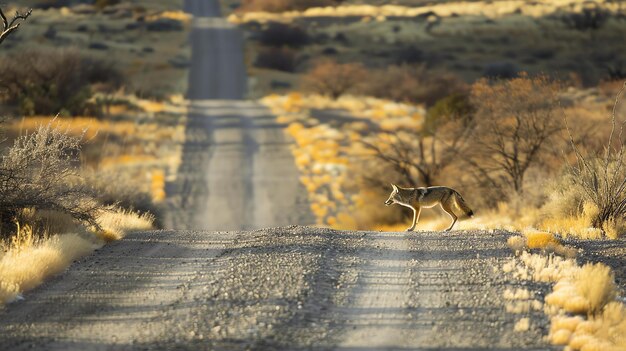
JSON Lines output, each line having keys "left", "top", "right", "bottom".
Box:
{"left": 384, "top": 184, "right": 474, "bottom": 231}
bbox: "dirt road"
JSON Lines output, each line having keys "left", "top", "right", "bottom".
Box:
{"left": 166, "top": 0, "right": 313, "bottom": 230}
{"left": 0, "top": 227, "right": 555, "bottom": 350}
{"left": 166, "top": 100, "right": 314, "bottom": 230}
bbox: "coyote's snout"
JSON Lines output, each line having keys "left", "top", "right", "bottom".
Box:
{"left": 385, "top": 184, "right": 474, "bottom": 232}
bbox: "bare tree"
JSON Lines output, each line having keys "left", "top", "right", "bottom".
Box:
{"left": 0, "top": 7, "right": 32, "bottom": 46}
{"left": 465, "top": 75, "right": 562, "bottom": 200}
{"left": 360, "top": 95, "right": 474, "bottom": 188}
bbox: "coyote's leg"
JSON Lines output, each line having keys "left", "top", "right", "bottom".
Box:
{"left": 406, "top": 205, "right": 421, "bottom": 232}
{"left": 441, "top": 200, "right": 457, "bottom": 231}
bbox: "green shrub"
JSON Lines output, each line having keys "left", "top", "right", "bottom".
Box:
{"left": 258, "top": 22, "right": 310, "bottom": 48}
{"left": 0, "top": 49, "right": 124, "bottom": 116}
{"left": 254, "top": 47, "right": 298, "bottom": 72}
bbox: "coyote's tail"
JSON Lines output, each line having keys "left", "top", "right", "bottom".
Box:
{"left": 454, "top": 191, "right": 474, "bottom": 218}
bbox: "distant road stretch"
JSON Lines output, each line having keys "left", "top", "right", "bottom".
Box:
{"left": 166, "top": 0, "right": 314, "bottom": 230}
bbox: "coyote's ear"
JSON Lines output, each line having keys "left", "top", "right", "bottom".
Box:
{"left": 391, "top": 183, "right": 398, "bottom": 191}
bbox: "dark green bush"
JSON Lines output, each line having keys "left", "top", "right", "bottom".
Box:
{"left": 254, "top": 47, "right": 298, "bottom": 72}
{"left": 0, "top": 49, "right": 124, "bottom": 116}
{"left": 257, "top": 22, "right": 310, "bottom": 48}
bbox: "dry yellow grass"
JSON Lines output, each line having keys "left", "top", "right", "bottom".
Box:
{"left": 506, "top": 250, "right": 625, "bottom": 351}
{"left": 514, "top": 317, "right": 530, "bottom": 332}
{"left": 525, "top": 231, "right": 559, "bottom": 249}
{"left": 146, "top": 10, "right": 191, "bottom": 24}
{"left": 0, "top": 234, "right": 94, "bottom": 304}
{"left": 229, "top": 1, "right": 623, "bottom": 23}
{"left": 96, "top": 207, "right": 155, "bottom": 241}
{"left": 0, "top": 208, "right": 154, "bottom": 305}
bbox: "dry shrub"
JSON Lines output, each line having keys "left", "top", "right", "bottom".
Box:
{"left": 301, "top": 62, "right": 467, "bottom": 105}
{"left": 254, "top": 47, "right": 298, "bottom": 72}
{"left": 564, "top": 82, "right": 626, "bottom": 237}
{"left": 359, "top": 126, "right": 469, "bottom": 189}
{"left": 541, "top": 174, "right": 605, "bottom": 239}
{"left": 302, "top": 59, "right": 367, "bottom": 99}
{"left": 525, "top": 231, "right": 559, "bottom": 250}
{"left": 95, "top": 207, "right": 154, "bottom": 242}
{"left": 0, "top": 122, "right": 102, "bottom": 239}
{"left": 357, "top": 95, "right": 472, "bottom": 192}
{"left": 544, "top": 262, "right": 616, "bottom": 317}
{"left": 507, "top": 235, "right": 526, "bottom": 252}
{"left": 507, "top": 231, "right": 577, "bottom": 258}
{"left": 237, "top": 0, "right": 344, "bottom": 13}
{"left": 0, "top": 48, "right": 123, "bottom": 116}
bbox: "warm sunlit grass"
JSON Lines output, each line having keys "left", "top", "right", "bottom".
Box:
{"left": 9, "top": 116, "right": 184, "bottom": 144}
{"left": 229, "top": 1, "right": 623, "bottom": 24}
{"left": 10, "top": 116, "right": 138, "bottom": 140}
{"left": 146, "top": 10, "right": 191, "bottom": 24}
{"left": 0, "top": 233, "right": 94, "bottom": 304}
{"left": 0, "top": 208, "right": 154, "bottom": 305}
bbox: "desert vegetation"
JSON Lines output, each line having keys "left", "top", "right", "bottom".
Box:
{"left": 0, "top": 2, "right": 188, "bottom": 305}
{"left": 0, "top": 49, "right": 124, "bottom": 116}
{"left": 239, "top": 0, "right": 626, "bottom": 99}
{"left": 262, "top": 77, "right": 625, "bottom": 236}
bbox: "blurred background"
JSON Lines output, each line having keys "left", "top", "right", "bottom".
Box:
{"left": 0, "top": 0, "right": 624, "bottom": 237}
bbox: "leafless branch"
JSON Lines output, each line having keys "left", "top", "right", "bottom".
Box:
{"left": 0, "top": 7, "right": 32, "bottom": 45}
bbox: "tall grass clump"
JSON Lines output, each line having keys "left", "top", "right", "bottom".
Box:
{"left": 564, "top": 82, "right": 626, "bottom": 238}
{"left": 0, "top": 232, "right": 94, "bottom": 304}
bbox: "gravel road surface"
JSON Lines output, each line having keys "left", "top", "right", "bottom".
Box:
{"left": 0, "top": 227, "right": 555, "bottom": 350}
